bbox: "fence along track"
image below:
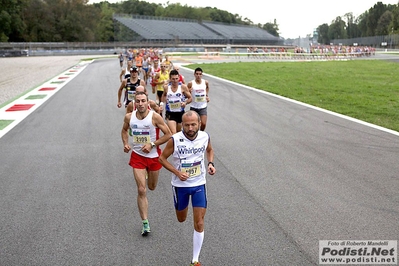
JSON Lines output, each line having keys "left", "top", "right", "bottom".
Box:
{"left": 199, "top": 52, "right": 376, "bottom": 61}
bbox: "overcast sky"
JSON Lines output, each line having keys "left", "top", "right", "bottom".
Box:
{"left": 88, "top": 0, "right": 398, "bottom": 39}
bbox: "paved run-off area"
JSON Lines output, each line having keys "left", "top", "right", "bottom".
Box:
{"left": 0, "top": 55, "right": 113, "bottom": 106}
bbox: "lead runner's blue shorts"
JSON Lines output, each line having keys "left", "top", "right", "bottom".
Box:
{"left": 172, "top": 184, "right": 207, "bottom": 211}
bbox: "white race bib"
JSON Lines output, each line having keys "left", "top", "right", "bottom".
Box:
{"left": 181, "top": 159, "right": 202, "bottom": 178}
{"left": 132, "top": 130, "right": 150, "bottom": 144}
{"left": 168, "top": 100, "right": 181, "bottom": 112}
{"left": 127, "top": 90, "right": 136, "bottom": 101}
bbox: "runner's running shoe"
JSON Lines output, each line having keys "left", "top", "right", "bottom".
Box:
{"left": 141, "top": 221, "right": 150, "bottom": 236}
{"left": 189, "top": 262, "right": 201, "bottom": 266}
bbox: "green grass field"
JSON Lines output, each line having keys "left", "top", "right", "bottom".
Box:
{"left": 186, "top": 60, "right": 399, "bottom": 132}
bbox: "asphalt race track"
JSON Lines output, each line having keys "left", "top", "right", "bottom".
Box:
{"left": 0, "top": 58, "right": 398, "bottom": 265}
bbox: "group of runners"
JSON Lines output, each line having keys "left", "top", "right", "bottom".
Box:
{"left": 117, "top": 50, "right": 214, "bottom": 266}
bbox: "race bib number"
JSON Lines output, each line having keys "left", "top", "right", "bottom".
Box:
{"left": 195, "top": 95, "right": 206, "bottom": 102}
{"left": 181, "top": 160, "right": 202, "bottom": 178}
{"left": 127, "top": 90, "right": 135, "bottom": 101}
{"left": 132, "top": 130, "right": 150, "bottom": 144}
{"left": 168, "top": 100, "right": 181, "bottom": 111}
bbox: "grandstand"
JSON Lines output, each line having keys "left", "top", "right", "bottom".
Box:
{"left": 113, "top": 14, "right": 282, "bottom": 46}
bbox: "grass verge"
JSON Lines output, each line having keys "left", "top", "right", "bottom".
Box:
{"left": 186, "top": 60, "right": 399, "bottom": 132}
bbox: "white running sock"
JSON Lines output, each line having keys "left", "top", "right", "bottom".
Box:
{"left": 192, "top": 230, "right": 204, "bottom": 263}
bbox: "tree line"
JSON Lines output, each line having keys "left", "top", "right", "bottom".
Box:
{"left": 0, "top": 0, "right": 279, "bottom": 42}
{"left": 0, "top": 0, "right": 397, "bottom": 44}
{"left": 316, "top": 2, "right": 399, "bottom": 44}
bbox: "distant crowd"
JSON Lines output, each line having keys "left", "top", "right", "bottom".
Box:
{"left": 245, "top": 45, "right": 375, "bottom": 57}
{"left": 300, "top": 45, "right": 375, "bottom": 56}
{"left": 120, "top": 47, "right": 165, "bottom": 64}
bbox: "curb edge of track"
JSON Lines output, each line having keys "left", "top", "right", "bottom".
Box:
{"left": 0, "top": 60, "right": 94, "bottom": 139}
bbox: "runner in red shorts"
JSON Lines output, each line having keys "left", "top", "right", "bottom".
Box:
{"left": 121, "top": 91, "right": 172, "bottom": 236}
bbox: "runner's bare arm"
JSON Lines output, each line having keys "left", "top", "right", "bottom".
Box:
{"left": 161, "top": 86, "right": 168, "bottom": 105}
{"left": 121, "top": 113, "right": 132, "bottom": 153}
{"left": 205, "top": 80, "right": 210, "bottom": 102}
{"left": 206, "top": 139, "right": 215, "bottom": 175}
{"left": 126, "top": 101, "right": 133, "bottom": 114}
{"left": 152, "top": 113, "right": 172, "bottom": 145}
{"left": 187, "top": 81, "right": 192, "bottom": 93}
{"left": 149, "top": 100, "right": 160, "bottom": 113}
{"left": 182, "top": 84, "right": 192, "bottom": 105}
{"left": 119, "top": 69, "right": 126, "bottom": 82}
{"left": 117, "top": 79, "right": 127, "bottom": 108}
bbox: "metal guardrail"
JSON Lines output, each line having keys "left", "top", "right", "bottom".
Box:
{"left": 0, "top": 42, "right": 296, "bottom": 57}
{"left": 0, "top": 42, "right": 293, "bottom": 50}
{"left": 0, "top": 50, "right": 28, "bottom": 57}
